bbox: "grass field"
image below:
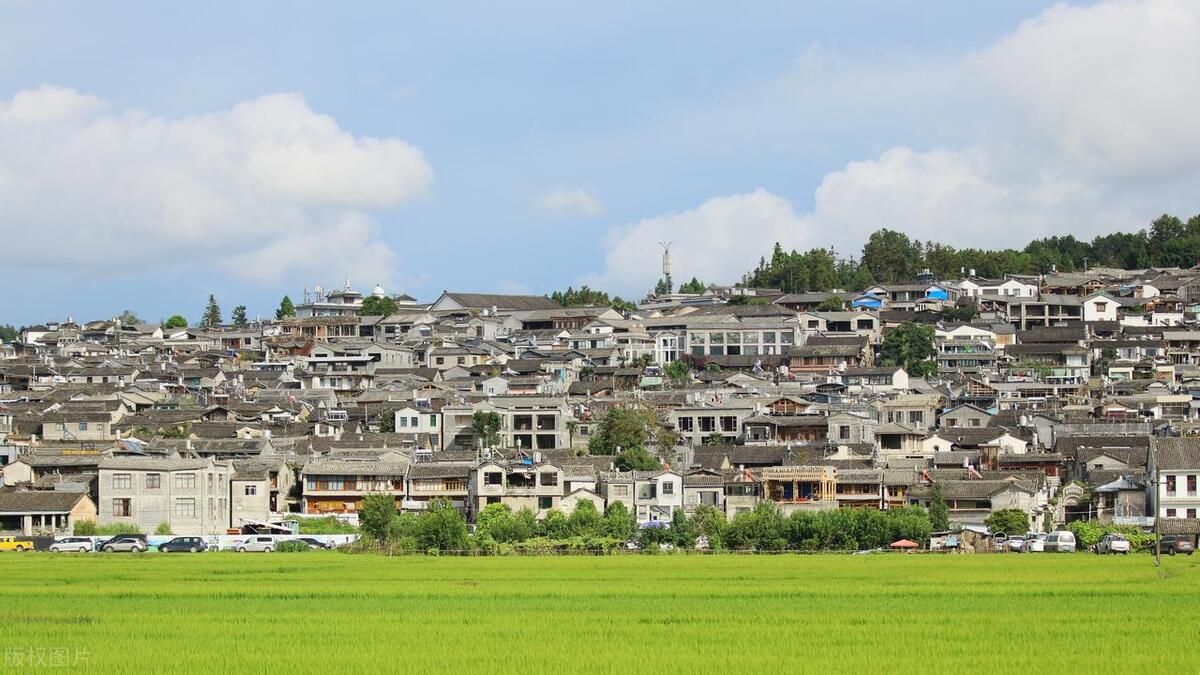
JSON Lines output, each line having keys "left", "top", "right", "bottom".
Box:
{"left": 0, "top": 552, "right": 1196, "bottom": 673}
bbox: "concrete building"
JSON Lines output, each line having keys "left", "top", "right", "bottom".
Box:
{"left": 98, "top": 456, "right": 231, "bottom": 535}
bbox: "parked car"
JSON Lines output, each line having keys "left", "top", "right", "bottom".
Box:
{"left": 1044, "top": 530, "right": 1077, "bottom": 553}
{"left": 1154, "top": 535, "right": 1195, "bottom": 556}
{"left": 1006, "top": 536, "right": 1026, "bottom": 552}
{"left": 100, "top": 534, "right": 148, "bottom": 553}
{"left": 1095, "top": 534, "right": 1131, "bottom": 555}
{"left": 0, "top": 535, "right": 35, "bottom": 552}
{"left": 1022, "top": 534, "right": 1047, "bottom": 553}
{"left": 294, "top": 537, "right": 332, "bottom": 550}
{"left": 158, "top": 536, "right": 207, "bottom": 553}
{"left": 50, "top": 537, "right": 94, "bottom": 553}
{"left": 236, "top": 536, "right": 275, "bottom": 553}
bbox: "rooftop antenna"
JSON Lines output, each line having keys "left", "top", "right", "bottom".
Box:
{"left": 659, "top": 241, "right": 673, "bottom": 292}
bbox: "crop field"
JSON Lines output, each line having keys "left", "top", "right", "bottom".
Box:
{"left": 0, "top": 553, "right": 1195, "bottom": 673}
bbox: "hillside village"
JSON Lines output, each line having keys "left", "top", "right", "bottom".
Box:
{"left": 2, "top": 268, "right": 1200, "bottom": 548}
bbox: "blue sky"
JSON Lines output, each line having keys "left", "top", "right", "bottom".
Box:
{"left": 3, "top": 0, "right": 1198, "bottom": 325}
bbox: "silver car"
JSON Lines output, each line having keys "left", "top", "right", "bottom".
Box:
{"left": 236, "top": 536, "right": 275, "bottom": 553}
{"left": 49, "top": 537, "right": 94, "bottom": 553}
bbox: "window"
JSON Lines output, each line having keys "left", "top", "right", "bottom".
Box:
{"left": 538, "top": 496, "right": 553, "bottom": 510}
{"left": 1189, "top": 509, "right": 1198, "bottom": 519}
{"left": 411, "top": 417, "right": 419, "bottom": 427}
{"left": 662, "top": 481, "right": 674, "bottom": 495}
{"left": 175, "top": 473, "right": 196, "bottom": 489}
{"left": 457, "top": 357, "right": 465, "bottom": 365}
{"left": 435, "top": 357, "right": 445, "bottom": 365}
{"left": 969, "top": 418, "right": 980, "bottom": 427}
{"left": 112, "top": 473, "right": 132, "bottom": 490}
{"left": 399, "top": 417, "right": 409, "bottom": 428}
{"left": 429, "top": 415, "right": 437, "bottom": 427}
{"left": 244, "top": 484, "right": 258, "bottom": 496}
{"left": 612, "top": 484, "right": 629, "bottom": 497}
{"left": 720, "top": 416, "right": 738, "bottom": 432}
{"left": 839, "top": 425, "right": 850, "bottom": 440}
{"left": 484, "top": 472, "right": 502, "bottom": 486}
{"left": 947, "top": 418, "right": 958, "bottom": 427}
{"left": 207, "top": 473, "right": 214, "bottom": 492}
{"left": 699, "top": 417, "right": 715, "bottom": 432}
{"left": 539, "top": 472, "right": 558, "bottom": 487}
{"left": 174, "top": 498, "right": 196, "bottom": 518}
{"left": 112, "top": 498, "right": 131, "bottom": 517}
{"left": 209, "top": 498, "right": 216, "bottom": 518}
{"left": 678, "top": 417, "right": 693, "bottom": 432}
{"left": 1166, "top": 475, "right": 1177, "bottom": 495}
{"left": 78, "top": 422, "right": 88, "bottom": 431}
{"left": 145, "top": 473, "right": 160, "bottom": 489}
{"left": 907, "top": 411, "right": 923, "bottom": 425}
{"left": 1166, "top": 508, "right": 1177, "bottom": 517}
{"left": 1189, "top": 475, "right": 1197, "bottom": 495}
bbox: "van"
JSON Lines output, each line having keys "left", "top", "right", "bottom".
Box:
{"left": 1044, "top": 530, "right": 1076, "bottom": 553}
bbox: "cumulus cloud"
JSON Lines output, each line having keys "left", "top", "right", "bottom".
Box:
{"left": 536, "top": 189, "right": 604, "bottom": 217}
{"left": 975, "top": 0, "right": 1200, "bottom": 178}
{"left": 590, "top": 0, "right": 1200, "bottom": 295}
{"left": 0, "top": 85, "right": 431, "bottom": 287}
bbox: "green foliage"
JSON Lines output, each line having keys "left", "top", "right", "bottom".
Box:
{"left": 95, "top": 522, "right": 143, "bottom": 536}
{"left": 414, "top": 499, "right": 469, "bottom": 552}
{"left": 692, "top": 505, "right": 727, "bottom": 550}
{"left": 471, "top": 411, "right": 502, "bottom": 448}
{"left": 200, "top": 294, "right": 222, "bottom": 328}
{"left": 73, "top": 520, "right": 98, "bottom": 536}
{"left": 360, "top": 295, "right": 398, "bottom": 316}
{"left": 567, "top": 501, "right": 603, "bottom": 536}
{"left": 116, "top": 310, "right": 141, "bottom": 325}
{"left": 668, "top": 509, "right": 696, "bottom": 548}
{"left": 816, "top": 296, "right": 845, "bottom": 311}
{"left": 1066, "top": 521, "right": 1154, "bottom": 552}
{"left": 476, "top": 504, "right": 537, "bottom": 543}
{"left": 652, "top": 277, "right": 671, "bottom": 297}
{"left": 275, "top": 295, "right": 296, "bottom": 319}
{"left": 985, "top": 509, "right": 1030, "bottom": 536}
{"left": 614, "top": 446, "right": 661, "bottom": 471}
{"left": 603, "top": 502, "right": 637, "bottom": 541}
{"left": 0, "top": 324, "right": 16, "bottom": 343}
{"left": 587, "top": 405, "right": 656, "bottom": 455}
{"left": 538, "top": 510, "right": 570, "bottom": 539}
{"left": 678, "top": 277, "right": 706, "bottom": 294}
{"left": 664, "top": 360, "right": 690, "bottom": 385}
{"left": 154, "top": 522, "right": 173, "bottom": 536}
{"left": 378, "top": 408, "right": 397, "bottom": 433}
{"left": 296, "top": 516, "right": 358, "bottom": 534}
{"left": 726, "top": 502, "right": 788, "bottom": 551}
{"left": 163, "top": 315, "right": 188, "bottom": 329}
{"left": 929, "top": 483, "right": 950, "bottom": 532}
{"left": 722, "top": 505, "right": 933, "bottom": 551}
{"left": 359, "top": 494, "right": 399, "bottom": 544}
{"left": 742, "top": 244, "right": 844, "bottom": 293}
{"left": 878, "top": 322, "right": 937, "bottom": 378}
{"left": 276, "top": 540, "right": 312, "bottom": 553}
{"left": 551, "top": 285, "right": 613, "bottom": 307}
{"left": 231, "top": 305, "right": 248, "bottom": 326}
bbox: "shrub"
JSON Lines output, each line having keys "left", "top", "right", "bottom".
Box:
{"left": 96, "top": 522, "right": 143, "bottom": 536}
{"left": 296, "top": 516, "right": 358, "bottom": 534}
{"left": 155, "top": 522, "right": 173, "bottom": 536}
{"left": 360, "top": 494, "right": 399, "bottom": 544}
{"left": 276, "top": 540, "right": 311, "bottom": 553}
{"left": 73, "top": 520, "right": 98, "bottom": 536}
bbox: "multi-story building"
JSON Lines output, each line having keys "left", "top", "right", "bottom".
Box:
{"left": 300, "top": 457, "right": 409, "bottom": 516}
{"left": 98, "top": 456, "right": 231, "bottom": 535}
{"left": 1152, "top": 438, "right": 1200, "bottom": 521}
{"left": 469, "top": 459, "right": 563, "bottom": 517}
{"left": 670, "top": 405, "right": 755, "bottom": 446}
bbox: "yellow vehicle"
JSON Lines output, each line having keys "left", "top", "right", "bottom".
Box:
{"left": 0, "top": 536, "right": 34, "bottom": 552}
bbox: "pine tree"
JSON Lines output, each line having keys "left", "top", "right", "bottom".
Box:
{"left": 201, "top": 295, "right": 222, "bottom": 328}
{"left": 231, "top": 305, "right": 248, "bottom": 327}
{"left": 275, "top": 295, "right": 296, "bottom": 320}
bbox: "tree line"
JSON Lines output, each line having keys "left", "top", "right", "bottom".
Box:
{"left": 741, "top": 214, "right": 1200, "bottom": 292}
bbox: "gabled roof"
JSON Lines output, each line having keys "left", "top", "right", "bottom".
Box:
{"left": 1153, "top": 438, "right": 1200, "bottom": 471}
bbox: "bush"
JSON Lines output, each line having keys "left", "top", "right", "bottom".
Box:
{"left": 96, "top": 522, "right": 142, "bottom": 536}
{"left": 155, "top": 522, "right": 173, "bottom": 536}
{"left": 276, "top": 540, "right": 311, "bottom": 553}
{"left": 360, "top": 494, "right": 399, "bottom": 544}
{"left": 1067, "top": 521, "right": 1154, "bottom": 552}
{"left": 73, "top": 520, "right": 98, "bottom": 536}
{"left": 296, "top": 516, "right": 358, "bottom": 534}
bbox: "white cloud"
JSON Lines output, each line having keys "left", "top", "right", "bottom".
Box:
{"left": 536, "top": 189, "right": 604, "bottom": 217}
{"left": 0, "top": 86, "right": 432, "bottom": 287}
{"left": 975, "top": 0, "right": 1200, "bottom": 177}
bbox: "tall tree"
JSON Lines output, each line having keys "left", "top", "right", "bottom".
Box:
{"left": 231, "top": 305, "right": 248, "bottom": 327}
{"left": 116, "top": 310, "right": 141, "bottom": 325}
{"left": 861, "top": 229, "right": 923, "bottom": 283}
{"left": 929, "top": 483, "right": 950, "bottom": 531}
{"left": 163, "top": 315, "right": 188, "bottom": 329}
{"left": 275, "top": 295, "right": 296, "bottom": 319}
{"left": 360, "top": 295, "right": 398, "bottom": 316}
{"left": 0, "top": 325, "right": 17, "bottom": 343}
{"left": 678, "top": 277, "right": 707, "bottom": 294}
{"left": 878, "top": 322, "right": 937, "bottom": 378}
{"left": 200, "top": 295, "right": 222, "bottom": 328}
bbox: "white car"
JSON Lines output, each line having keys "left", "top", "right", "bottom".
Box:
{"left": 1022, "top": 534, "right": 1046, "bottom": 552}
{"left": 1096, "top": 533, "right": 1131, "bottom": 555}
{"left": 236, "top": 536, "right": 275, "bottom": 553}
{"left": 1007, "top": 536, "right": 1026, "bottom": 552}
{"left": 49, "top": 537, "right": 94, "bottom": 553}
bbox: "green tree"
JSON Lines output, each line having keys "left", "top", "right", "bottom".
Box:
{"left": 588, "top": 405, "right": 656, "bottom": 455}
{"left": 360, "top": 295, "right": 398, "bottom": 316}
{"left": 861, "top": 228, "right": 923, "bottom": 283}
{"left": 551, "top": 285, "right": 615, "bottom": 307}
{"left": 878, "top": 322, "right": 937, "bottom": 378}
{"left": 984, "top": 509, "right": 1030, "bottom": 536}
{"left": 816, "top": 296, "right": 845, "bottom": 311}
{"left": 929, "top": 483, "right": 950, "bottom": 532}
{"left": 664, "top": 360, "right": 690, "bottom": 386}
{"left": 471, "top": 411, "right": 502, "bottom": 448}
{"left": 603, "top": 502, "right": 637, "bottom": 541}
{"left": 652, "top": 278, "right": 671, "bottom": 297}
{"left": 414, "top": 499, "right": 469, "bottom": 552}
{"left": 163, "top": 315, "right": 188, "bottom": 329}
{"left": 117, "top": 310, "right": 141, "bottom": 325}
{"left": 678, "top": 277, "right": 706, "bottom": 294}
{"left": 378, "top": 408, "right": 397, "bottom": 433}
{"left": 360, "top": 493, "right": 399, "bottom": 544}
{"left": 275, "top": 295, "right": 296, "bottom": 319}
{"left": 567, "top": 500, "right": 603, "bottom": 536}
{"left": 200, "top": 294, "right": 222, "bottom": 328}
{"left": 692, "top": 505, "right": 727, "bottom": 550}
{"left": 0, "top": 324, "right": 17, "bottom": 343}
{"left": 669, "top": 508, "right": 696, "bottom": 548}
{"left": 231, "top": 305, "right": 248, "bottom": 327}
{"left": 610, "top": 296, "right": 638, "bottom": 314}
{"left": 615, "top": 445, "right": 661, "bottom": 471}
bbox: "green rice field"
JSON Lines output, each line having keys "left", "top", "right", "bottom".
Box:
{"left": 1, "top": 552, "right": 1195, "bottom": 673}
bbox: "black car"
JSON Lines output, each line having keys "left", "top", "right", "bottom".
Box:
{"left": 99, "top": 534, "right": 148, "bottom": 553}
{"left": 296, "top": 537, "right": 332, "bottom": 550}
{"left": 158, "top": 536, "right": 208, "bottom": 553}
